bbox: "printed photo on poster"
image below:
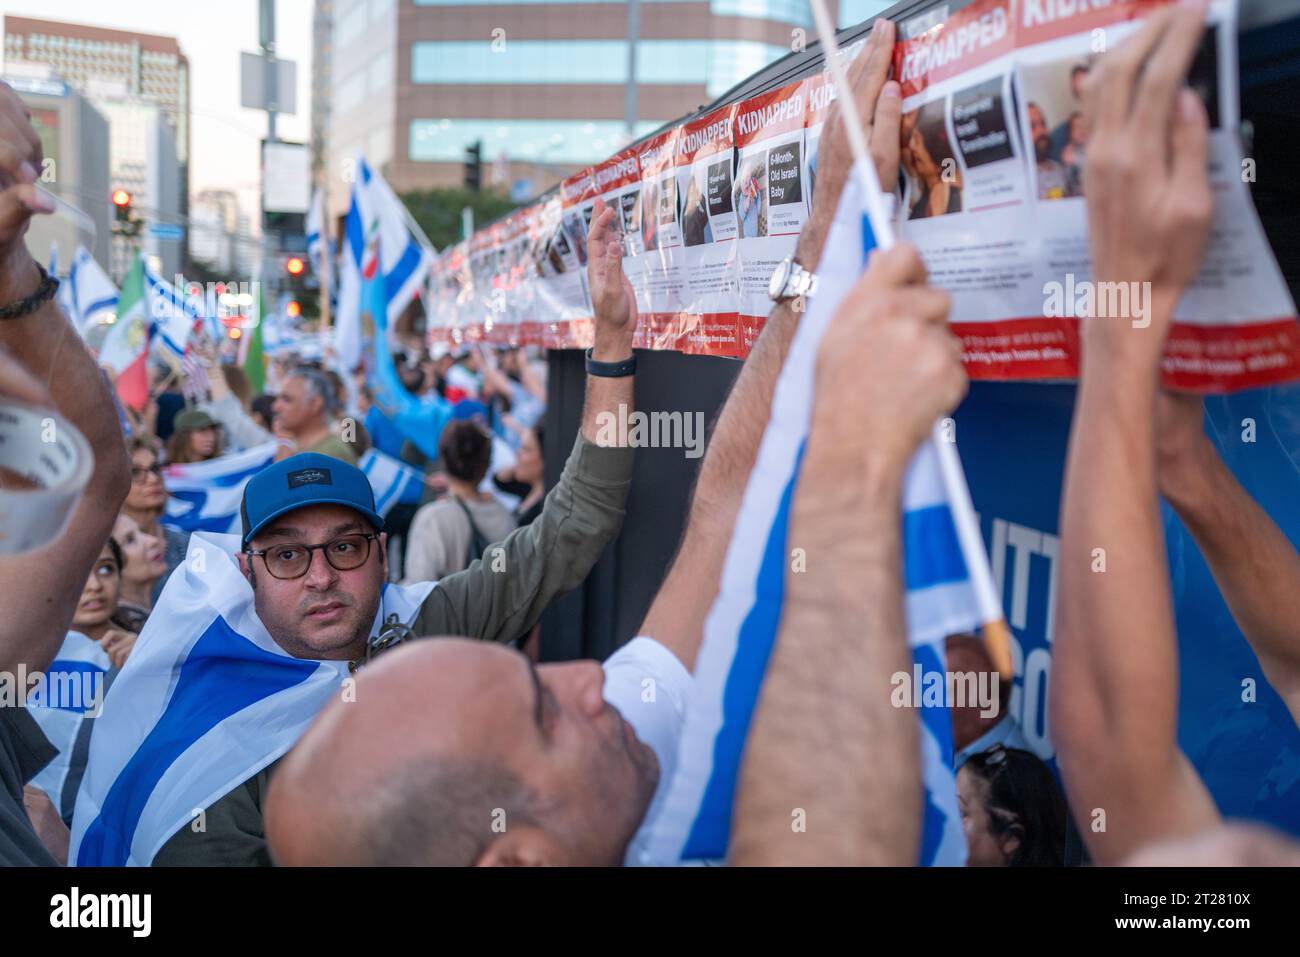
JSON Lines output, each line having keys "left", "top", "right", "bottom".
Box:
{"left": 1019, "top": 57, "right": 1090, "bottom": 201}
{"left": 681, "top": 169, "right": 714, "bottom": 247}
{"left": 734, "top": 155, "right": 767, "bottom": 239}
{"left": 563, "top": 210, "right": 589, "bottom": 265}
{"left": 904, "top": 99, "right": 964, "bottom": 220}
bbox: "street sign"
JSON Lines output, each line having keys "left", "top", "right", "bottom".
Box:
{"left": 239, "top": 52, "right": 297, "bottom": 115}
{"left": 149, "top": 223, "right": 184, "bottom": 241}
{"left": 263, "top": 141, "right": 310, "bottom": 212}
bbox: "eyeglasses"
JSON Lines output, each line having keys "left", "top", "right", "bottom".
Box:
{"left": 131, "top": 464, "right": 163, "bottom": 483}
{"left": 244, "top": 533, "right": 380, "bottom": 580}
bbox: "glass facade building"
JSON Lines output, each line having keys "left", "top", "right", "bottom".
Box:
{"left": 321, "top": 0, "right": 890, "bottom": 216}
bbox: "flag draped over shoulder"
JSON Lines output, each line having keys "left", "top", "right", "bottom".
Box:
{"left": 69, "top": 531, "right": 436, "bottom": 867}
{"left": 162, "top": 442, "right": 279, "bottom": 534}
{"left": 645, "top": 164, "right": 982, "bottom": 866}
{"left": 28, "top": 631, "right": 113, "bottom": 821}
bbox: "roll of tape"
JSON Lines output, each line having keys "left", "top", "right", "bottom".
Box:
{"left": 0, "top": 401, "right": 93, "bottom": 555}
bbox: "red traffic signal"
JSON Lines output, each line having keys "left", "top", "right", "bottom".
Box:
{"left": 286, "top": 300, "right": 301, "bottom": 318}
{"left": 285, "top": 256, "right": 306, "bottom": 277}
{"left": 111, "top": 188, "right": 132, "bottom": 208}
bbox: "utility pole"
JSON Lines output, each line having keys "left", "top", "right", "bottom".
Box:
{"left": 257, "top": 0, "right": 277, "bottom": 300}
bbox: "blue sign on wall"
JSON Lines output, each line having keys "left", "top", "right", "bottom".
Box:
{"left": 954, "top": 380, "right": 1300, "bottom": 837}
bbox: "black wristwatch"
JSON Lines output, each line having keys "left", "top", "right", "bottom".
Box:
{"left": 0, "top": 262, "right": 58, "bottom": 321}
{"left": 585, "top": 348, "right": 637, "bottom": 378}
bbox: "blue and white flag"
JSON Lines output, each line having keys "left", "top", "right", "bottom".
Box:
{"left": 336, "top": 156, "right": 433, "bottom": 370}
{"left": 69, "top": 531, "right": 436, "bottom": 866}
{"left": 144, "top": 261, "right": 199, "bottom": 359}
{"left": 28, "top": 631, "right": 113, "bottom": 822}
{"left": 55, "top": 245, "right": 119, "bottom": 334}
{"left": 645, "top": 165, "right": 984, "bottom": 867}
{"left": 359, "top": 447, "right": 424, "bottom": 514}
{"left": 162, "top": 442, "right": 278, "bottom": 535}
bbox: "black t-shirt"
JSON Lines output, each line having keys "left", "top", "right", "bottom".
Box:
{"left": 0, "top": 707, "right": 58, "bottom": 866}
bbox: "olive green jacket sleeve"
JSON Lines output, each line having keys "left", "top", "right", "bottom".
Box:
{"left": 413, "top": 434, "right": 632, "bottom": 643}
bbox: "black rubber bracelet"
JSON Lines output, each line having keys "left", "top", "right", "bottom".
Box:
{"left": 585, "top": 348, "right": 637, "bottom": 378}
{"left": 0, "top": 262, "right": 58, "bottom": 321}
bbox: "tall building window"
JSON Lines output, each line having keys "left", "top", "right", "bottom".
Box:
{"left": 412, "top": 40, "right": 631, "bottom": 84}
{"left": 411, "top": 38, "right": 787, "bottom": 93}
{"left": 710, "top": 0, "right": 812, "bottom": 27}
{"left": 409, "top": 118, "right": 663, "bottom": 165}
{"left": 838, "top": 0, "right": 894, "bottom": 28}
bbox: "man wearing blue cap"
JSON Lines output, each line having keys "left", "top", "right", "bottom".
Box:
{"left": 151, "top": 217, "right": 642, "bottom": 865}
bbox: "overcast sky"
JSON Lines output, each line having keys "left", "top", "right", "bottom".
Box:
{"left": 2, "top": 0, "right": 314, "bottom": 233}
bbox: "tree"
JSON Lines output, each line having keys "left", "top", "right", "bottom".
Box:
{"left": 399, "top": 187, "right": 519, "bottom": 251}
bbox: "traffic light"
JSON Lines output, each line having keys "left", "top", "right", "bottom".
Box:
{"left": 112, "top": 188, "right": 132, "bottom": 223}
{"left": 286, "top": 300, "right": 301, "bottom": 319}
{"left": 464, "top": 140, "right": 483, "bottom": 192}
{"left": 285, "top": 256, "right": 306, "bottom": 277}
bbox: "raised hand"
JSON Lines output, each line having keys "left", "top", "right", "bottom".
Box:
{"left": 585, "top": 197, "right": 638, "bottom": 358}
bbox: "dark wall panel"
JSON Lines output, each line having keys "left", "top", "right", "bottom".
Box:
{"left": 539, "top": 348, "right": 742, "bottom": 663}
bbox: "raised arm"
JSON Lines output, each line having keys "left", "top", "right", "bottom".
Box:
{"left": 1049, "top": 3, "right": 1221, "bottom": 866}
{"left": 1156, "top": 391, "right": 1300, "bottom": 725}
{"left": 0, "top": 82, "right": 132, "bottom": 675}
{"left": 414, "top": 196, "right": 638, "bottom": 642}
{"left": 731, "top": 245, "right": 965, "bottom": 866}
{"left": 637, "top": 18, "right": 902, "bottom": 670}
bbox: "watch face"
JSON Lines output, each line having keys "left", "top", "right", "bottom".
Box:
{"left": 769, "top": 259, "right": 791, "bottom": 300}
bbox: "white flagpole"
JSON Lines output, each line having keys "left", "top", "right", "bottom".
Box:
{"left": 808, "top": 0, "right": 1013, "bottom": 680}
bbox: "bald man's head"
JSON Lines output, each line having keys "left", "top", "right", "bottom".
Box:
{"left": 266, "top": 639, "right": 658, "bottom": 866}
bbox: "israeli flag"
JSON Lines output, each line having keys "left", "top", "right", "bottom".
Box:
{"left": 144, "top": 262, "right": 199, "bottom": 359}
{"left": 359, "top": 448, "right": 424, "bottom": 514}
{"left": 55, "top": 246, "right": 119, "bottom": 334}
{"left": 28, "top": 632, "right": 113, "bottom": 823}
{"left": 69, "top": 531, "right": 436, "bottom": 866}
{"left": 162, "top": 442, "right": 278, "bottom": 534}
{"left": 336, "top": 156, "right": 433, "bottom": 370}
{"left": 646, "top": 165, "right": 982, "bottom": 866}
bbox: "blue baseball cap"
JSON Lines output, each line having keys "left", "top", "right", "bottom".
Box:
{"left": 240, "top": 452, "right": 384, "bottom": 546}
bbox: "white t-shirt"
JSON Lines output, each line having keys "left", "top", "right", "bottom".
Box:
{"left": 601, "top": 636, "right": 692, "bottom": 867}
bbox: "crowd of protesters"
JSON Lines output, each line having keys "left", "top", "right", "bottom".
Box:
{"left": 0, "top": 3, "right": 1298, "bottom": 869}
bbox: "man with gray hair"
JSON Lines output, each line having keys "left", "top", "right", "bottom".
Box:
{"left": 273, "top": 366, "right": 356, "bottom": 465}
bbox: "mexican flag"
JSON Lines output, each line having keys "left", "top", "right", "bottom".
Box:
{"left": 97, "top": 255, "right": 152, "bottom": 411}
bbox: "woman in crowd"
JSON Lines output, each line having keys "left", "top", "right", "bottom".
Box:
{"left": 28, "top": 539, "right": 138, "bottom": 827}
{"left": 404, "top": 420, "right": 516, "bottom": 583}
{"left": 165, "top": 408, "right": 224, "bottom": 464}
{"left": 957, "top": 745, "right": 1068, "bottom": 866}
{"left": 122, "top": 435, "right": 190, "bottom": 603}
{"left": 112, "top": 512, "right": 171, "bottom": 627}
{"left": 493, "top": 424, "right": 545, "bottom": 528}
{"left": 75, "top": 538, "right": 138, "bottom": 669}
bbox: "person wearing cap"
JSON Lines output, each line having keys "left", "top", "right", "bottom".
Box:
{"left": 149, "top": 209, "right": 641, "bottom": 866}
{"left": 165, "top": 407, "right": 224, "bottom": 464}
